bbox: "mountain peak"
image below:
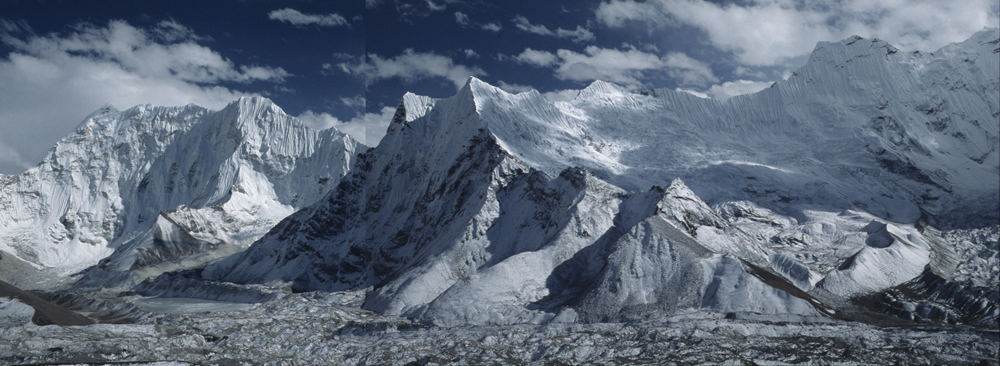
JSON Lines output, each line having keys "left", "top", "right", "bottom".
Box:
{"left": 971, "top": 27, "right": 1000, "bottom": 42}
{"left": 400, "top": 92, "right": 436, "bottom": 123}
{"left": 224, "top": 95, "right": 284, "bottom": 116}
{"left": 808, "top": 34, "right": 901, "bottom": 65}
{"left": 455, "top": 76, "right": 512, "bottom": 111}
{"left": 72, "top": 104, "right": 121, "bottom": 131}
{"left": 578, "top": 80, "right": 626, "bottom": 98}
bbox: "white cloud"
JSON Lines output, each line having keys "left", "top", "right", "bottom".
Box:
{"left": 0, "top": 19, "right": 31, "bottom": 34}
{"left": 343, "top": 49, "right": 485, "bottom": 89}
{"left": 496, "top": 80, "right": 535, "bottom": 93}
{"left": 511, "top": 48, "right": 558, "bottom": 67}
{"left": 0, "top": 142, "right": 30, "bottom": 172}
{"left": 541, "top": 89, "right": 580, "bottom": 103}
{"left": 152, "top": 19, "right": 203, "bottom": 42}
{"left": 268, "top": 8, "right": 349, "bottom": 27}
{"left": 675, "top": 88, "right": 709, "bottom": 99}
{"left": 675, "top": 79, "right": 774, "bottom": 101}
{"left": 733, "top": 66, "right": 767, "bottom": 79}
{"left": 0, "top": 20, "right": 286, "bottom": 173}
{"left": 2, "top": 21, "right": 290, "bottom": 85}
{"left": 463, "top": 49, "right": 479, "bottom": 58}
{"left": 340, "top": 95, "right": 366, "bottom": 109}
{"left": 297, "top": 107, "right": 397, "bottom": 147}
{"left": 554, "top": 46, "right": 665, "bottom": 87}
{"left": 595, "top": 0, "right": 665, "bottom": 27}
{"left": 481, "top": 22, "right": 502, "bottom": 32}
{"left": 662, "top": 52, "right": 718, "bottom": 86}
{"left": 426, "top": 0, "right": 446, "bottom": 12}
{"left": 595, "top": 0, "right": 1000, "bottom": 66}
{"left": 505, "top": 46, "right": 716, "bottom": 89}
{"left": 396, "top": 0, "right": 464, "bottom": 20}
{"left": 454, "top": 11, "right": 470, "bottom": 26}
{"left": 706, "top": 79, "right": 773, "bottom": 100}
{"left": 512, "top": 15, "right": 595, "bottom": 43}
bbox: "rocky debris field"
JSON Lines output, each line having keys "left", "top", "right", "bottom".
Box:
{"left": 1, "top": 291, "right": 997, "bottom": 366}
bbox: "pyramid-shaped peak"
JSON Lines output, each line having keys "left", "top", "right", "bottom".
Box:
{"left": 400, "top": 92, "right": 436, "bottom": 123}
{"left": 584, "top": 80, "right": 623, "bottom": 92}
{"left": 665, "top": 178, "right": 696, "bottom": 197}
{"left": 463, "top": 76, "right": 495, "bottom": 90}
{"left": 462, "top": 76, "right": 521, "bottom": 100}
{"left": 74, "top": 104, "right": 121, "bottom": 129}
{"left": 446, "top": 77, "right": 502, "bottom": 115}
{"left": 659, "top": 178, "right": 714, "bottom": 218}
{"left": 577, "top": 80, "right": 627, "bottom": 99}
{"left": 221, "top": 95, "right": 286, "bottom": 117}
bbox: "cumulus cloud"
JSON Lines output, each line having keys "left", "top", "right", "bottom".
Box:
{"left": 341, "top": 49, "right": 485, "bottom": 89}
{"left": 595, "top": 0, "right": 1000, "bottom": 66}
{"left": 512, "top": 15, "right": 595, "bottom": 43}
{"left": 510, "top": 48, "right": 558, "bottom": 67}
{"left": 297, "top": 106, "right": 397, "bottom": 147}
{"left": 553, "top": 46, "right": 666, "bottom": 87}
{"left": 454, "top": 11, "right": 470, "bottom": 26}
{"left": 339, "top": 95, "right": 366, "bottom": 109}
{"left": 481, "top": 22, "right": 502, "bottom": 32}
{"left": 662, "top": 52, "right": 718, "bottom": 86}
{"left": 595, "top": 0, "right": 665, "bottom": 27}
{"left": 0, "top": 20, "right": 288, "bottom": 173}
{"left": 505, "top": 46, "right": 716, "bottom": 89}
{"left": 463, "top": 49, "right": 479, "bottom": 58}
{"left": 268, "top": 8, "right": 349, "bottom": 27}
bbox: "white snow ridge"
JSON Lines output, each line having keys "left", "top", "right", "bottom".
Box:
{"left": 0, "top": 96, "right": 360, "bottom": 289}
{"left": 1, "top": 30, "right": 999, "bottom": 365}
{"left": 201, "top": 29, "right": 998, "bottom": 326}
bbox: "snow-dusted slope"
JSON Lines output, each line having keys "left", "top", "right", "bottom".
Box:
{"left": 474, "top": 28, "right": 998, "bottom": 222}
{"left": 0, "top": 97, "right": 359, "bottom": 289}
{"left": 201, "top": 30, "right": 998, "bottom": 326}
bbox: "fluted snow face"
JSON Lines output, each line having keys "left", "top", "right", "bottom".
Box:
{"left": 202, "top": 31, "right": 996, "bottom": 326}
{"left": 464, "top": 29, "right": 999, "bottom": 222}
{"left": 0, "top": 96, "right": 358, "bottom": 288}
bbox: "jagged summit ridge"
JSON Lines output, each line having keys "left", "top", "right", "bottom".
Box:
{"left": 196, "top": 31, "right": 999, "bottom": 327}
{"left": 437, "top": 30, "right": 999, "bottom": 220}
{"left": 0, "top": 96, "right": 359, "bottom": 289}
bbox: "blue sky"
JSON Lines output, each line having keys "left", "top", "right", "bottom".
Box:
{"left": 0, "top": 0, "right": 997, "bottom": 173}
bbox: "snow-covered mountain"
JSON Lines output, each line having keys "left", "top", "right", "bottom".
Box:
{"left": 0, "top": 96, "right": 360, "bottom": 289}
{"left": 200, "top": 29, "right": 999, "bottom": 326}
